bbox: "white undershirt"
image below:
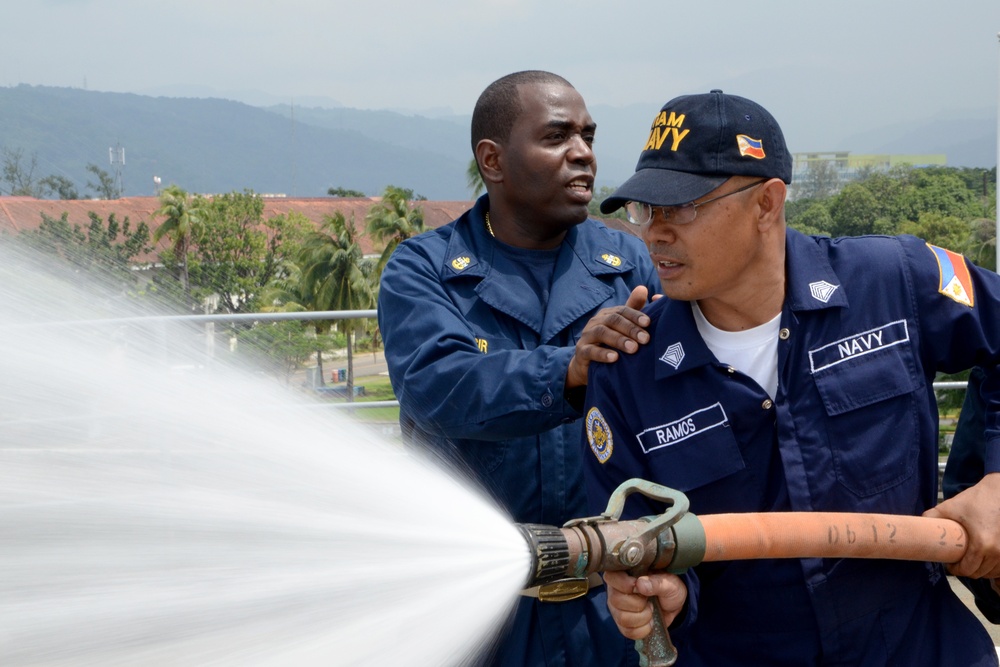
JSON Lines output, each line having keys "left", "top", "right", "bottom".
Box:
{"left": 691, "top": 301, "right": 781, "bottom": 399}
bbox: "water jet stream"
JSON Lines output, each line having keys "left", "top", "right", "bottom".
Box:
{"left": 0, "top": 244, "right": 529, "bottom": 666}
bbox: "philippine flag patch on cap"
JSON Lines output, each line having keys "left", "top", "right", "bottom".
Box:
{"left": 736, "top": 134, "right": 766, "bottom": 159}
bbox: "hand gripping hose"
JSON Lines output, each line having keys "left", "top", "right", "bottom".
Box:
{"left": 517, "top": 479, "right": 967, "bottom": 667}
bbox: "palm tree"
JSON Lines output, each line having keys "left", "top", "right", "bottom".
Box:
{"left": 466, "top": 157, "right": 485, "bottom": 199}
{"left": 153, "top": 185, "right": 204, "bottom": 298}
{"left": 297, "top": 212, "right": 375, "bottom": 401}
{"left": 365, "top": 185, "right": 425, "bottom": 277}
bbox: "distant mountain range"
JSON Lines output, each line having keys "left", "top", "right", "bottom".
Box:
{"left": 0, "top": 85, "right": 994, "bottom": 201}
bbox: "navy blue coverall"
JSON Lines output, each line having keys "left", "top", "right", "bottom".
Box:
{"left": 378, "top": 195, "right": 660, "bottom": 667}
{"left": 585, "top": 229, "right": 1000, "bottom": 666}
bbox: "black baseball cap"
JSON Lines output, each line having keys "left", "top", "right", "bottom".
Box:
{"left": 600, "top": 90, "right": 792, "bottom": 213}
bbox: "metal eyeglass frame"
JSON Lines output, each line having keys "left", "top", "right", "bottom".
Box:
{"left": 625, "top": 179, "right": 768, "bottom": 226}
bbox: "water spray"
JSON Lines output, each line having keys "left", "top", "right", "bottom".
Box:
{"left": 517, "top": 479, "right": 968, "bottom": 666}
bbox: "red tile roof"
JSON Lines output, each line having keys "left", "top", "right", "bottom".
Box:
{"left": 0, "top": 195, "right": 638, "bottom": 261}
{"left": 0, "top": 196, "right": 475, "bottom": 260}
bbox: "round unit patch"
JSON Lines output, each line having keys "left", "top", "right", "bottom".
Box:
{"left": 586, "top": 407, "right": 613, "bottom": 464}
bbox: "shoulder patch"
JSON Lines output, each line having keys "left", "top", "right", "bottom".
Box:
{"left": 449, "top": 255, "right": 476, "bottom": 272}
{"left": 586, "top": 407, "right": 613, "bottom": 463}
{"left": 599, "top": 252, "right": 622, "bottom": 267}
{"left": 926, "top": 244, "right": 974, "bottom": 307}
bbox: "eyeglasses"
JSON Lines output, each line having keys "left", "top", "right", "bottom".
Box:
{"left": 625, "top": 179, "right": 768, "bottom": 226}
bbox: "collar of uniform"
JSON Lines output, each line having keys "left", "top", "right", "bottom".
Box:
{"left": 440, "top": 195, "right": 636, "bottom": 281}
{"left": 441, "top": 195, "right": 491, "bottom": 281}
{"left": 568, "top": 222, "right": 639, "bottom": 278}
{"left": 784, "top": 227, "right": 850, "bottom": 311}
{"left": 650, "top": 297, "right": 717, "bottom": 380}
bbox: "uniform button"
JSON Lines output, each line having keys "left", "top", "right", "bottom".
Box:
{"left": 727, "top": 366, "right": 737, "bottom": 373}
{"left": 762, "top": 399, "right": 773, "bottom": 410}
{"left": 541, "top": 392, "right": 554, "bottom": 408}
{"left": 779, "top": 328, "right": 790, "bottom": 340}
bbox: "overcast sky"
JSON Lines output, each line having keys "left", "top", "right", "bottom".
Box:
{"left": 5, "top": 0, "right": 1000, "bottom": 153}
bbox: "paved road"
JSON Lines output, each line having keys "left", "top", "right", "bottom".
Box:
{"left": 323, "top": 350, "right": 388, "bottom": 383}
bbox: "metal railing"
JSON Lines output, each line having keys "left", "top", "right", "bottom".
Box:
{"left": 146, "top": 308, "right": 972, "bottom": 413}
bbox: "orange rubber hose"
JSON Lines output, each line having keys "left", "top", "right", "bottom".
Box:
{"left": 699, "top": 512, "right": 967, "bottom": 564}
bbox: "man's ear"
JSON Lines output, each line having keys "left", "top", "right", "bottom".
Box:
{"left": 475, "top": 139, "right": 503, "bottom": 185}
{"left": 756, "top": 178, "right": 787, "bottom": 232}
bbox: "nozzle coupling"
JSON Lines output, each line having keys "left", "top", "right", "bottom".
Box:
{"left": 517, "top": 523, "right": 572, "bottom": 588}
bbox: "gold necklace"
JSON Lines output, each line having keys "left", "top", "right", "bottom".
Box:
{"left": 485, "top": 212, "right": 495, "bottom": 237}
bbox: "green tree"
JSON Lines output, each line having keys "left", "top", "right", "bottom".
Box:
{"left": 86, "top": 163, "right": 119, "bottom": 199}
{"left": 1, "top": 147, "right": 42, "bottom": 197}
{"left": 235, "top": 319, "right": 321, "bottom": 384}
{"left": 39, "top": 174, "right": 79, "bottom": 200}
{"left": 967, "top": 216, "right": 997, "bottom": 272}
{"left": 466, "top": 157, "right": 485, "bottom": 199}
{"left": 153, "top": 185, "right": 205, "bottom": 299}
{"left": 795, "top": 160, "right": 840, "bottom": 200}
{"left": 787, "top": 201, "right": 833, "bottom": 236}
{"left": 898, "top": 211, "right": 972, "bottom": 254}
{"left": 186, "top": 191, "right": 309, "bottom": 314}
{"left": 328, "top": 186, "right": 367, "bottom": 197}
{"left": 588, "top": 185, "right": 627, "bottom": 222}
{"left": 19, "top": 210, "right": 151, "bottom": 287}
{"left": 365, "top": 184, "right": 426, "bottom": 276}
{"left": 827, "top": 183, "right": 892, "bottom": 237}
{"left": 297, "top": 212, "right": 376, "bottom": 400}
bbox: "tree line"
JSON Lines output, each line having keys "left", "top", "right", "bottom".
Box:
{"left": 787, "top": 165, "right": 997, "bottom": 270}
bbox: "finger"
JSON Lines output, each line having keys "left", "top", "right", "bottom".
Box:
{"left": 602, "top": 571, "right": 636, "bottom": 593}
{"left": 950, "top": 551, "right": 987, "bottom": 579}
{"left": 624, "top": 285, "right": 650, "bottom": 313}
{"left": 635, "top": 574, "right": 680, "bottom": 598}
{"left": 588, "top": 314, "right": 650, "bottom": 349}
{"left": 610, "top": 606, "right": 655, "bottom": 640}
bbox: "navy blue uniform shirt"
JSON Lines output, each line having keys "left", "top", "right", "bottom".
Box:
{"left": 585, "top": 229, "right": 1000, "bottom": 666}
{"left": 379, "top": 195, "right": 660, "bottom": 667}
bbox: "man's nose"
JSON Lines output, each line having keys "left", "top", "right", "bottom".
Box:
{"left": 567, "top": 135, "right": 595, "bottom": 164}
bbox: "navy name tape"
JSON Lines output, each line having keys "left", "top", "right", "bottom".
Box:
{"left": 808, "top": 319, "right": 909, "bottom": 373}
{"left": 636, "top": 403, "right": 727, "bottom": 454}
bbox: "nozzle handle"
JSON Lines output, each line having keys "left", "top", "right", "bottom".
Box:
{"left": 635, "top": 603, "right": 677, "bottom": 667}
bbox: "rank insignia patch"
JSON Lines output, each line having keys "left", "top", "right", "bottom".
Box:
{"left": 736, "top": 134, "right": 766, "bottom": 159}
{"left": 927, "top": 244, "right": 974, "bottom": 307}
{"left": 809, "top": 280, "right": 839, "bottom": 303}
{"left": 450, "top": 255, "right": 473, "bottom": 272}
{"left": 586, "top": 408, "right": 613, "bottom": 463}
{"left": 599, "top": 253, "right": 622, "bottom": 267}
{"left": 659, "top": 342, "right": 685, "bottom": 369}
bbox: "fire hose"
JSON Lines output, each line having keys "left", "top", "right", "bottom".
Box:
{"left": 516, "top": 479, "right": 968, "bottom": 667}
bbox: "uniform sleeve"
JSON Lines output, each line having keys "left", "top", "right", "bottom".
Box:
{"left": 378, "top": 241, "right": 579, "bottom": 441}
{"left": 902, "top": 237, "right": 1000, "bottom": 475}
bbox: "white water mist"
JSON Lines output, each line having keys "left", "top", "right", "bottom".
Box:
{"left": 0, "top": 243, "right": 529, "bottom": 666}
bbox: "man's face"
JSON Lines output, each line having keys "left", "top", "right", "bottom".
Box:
{"left": 498, "top": 82, "right": 597, "bottom": 234}
{"left": 641, "top": 177, "right": 765, "bottom": 304}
